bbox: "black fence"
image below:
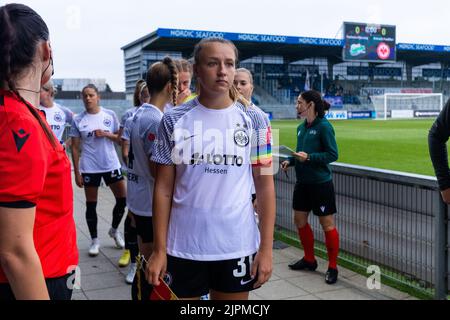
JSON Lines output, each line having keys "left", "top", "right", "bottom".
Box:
{"left": 275, "top": 162, "right": 449, "bottom": 299}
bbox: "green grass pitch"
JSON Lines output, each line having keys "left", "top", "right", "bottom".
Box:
{"left": 272, "top": 119, "right": 437, "bottom": 176}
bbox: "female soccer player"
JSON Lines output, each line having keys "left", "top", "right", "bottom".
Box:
{"left": 126, "top": 57, "right": 178, "bottom": 299}
{"left": 146, "top": 38, "right": 275, "bottom": 300}
{"left": 281, "top": 90, "right": 340, "bottom": 284}
{"left": 117, "top": 79, "right": 149, "bottom": 279}
{"left": 70, "top": 84, "right": 126, "bottom": 256}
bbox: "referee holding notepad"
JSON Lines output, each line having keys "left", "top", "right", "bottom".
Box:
{"left": 281, "top": 90, "right": 340, "bottom": 285}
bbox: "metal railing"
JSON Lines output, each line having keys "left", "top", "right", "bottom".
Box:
{"left": 275, "top": 162, "right": 449, "bottom": 299}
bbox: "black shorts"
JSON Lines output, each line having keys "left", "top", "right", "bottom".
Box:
{"left": 165, "top": 253, "right": 258, "bottom": 298}
{"left": 293, "top": 180, "right": 337, "bottom": 216}
{"left": 132, "top": 255, "right": 152, "bottom": 301}
{"left": 0, "top": 271, "right": 74, "bottom": 301}
{"left": 132, "top": 213, "right": 153, "bottom": 244}
{"left": 82, "top": 169, "right": 124, "bottom": 187}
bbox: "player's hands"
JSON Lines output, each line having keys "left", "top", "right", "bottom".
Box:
{"left": 251, "top": 249, "right": 273, "bottom": 289}
{"left": 292, "top": 152, "right": 308, "bottom": 163}
{"left": 94, "top": 130, "right": 110, "bottom": 138}
{"left": 146, "top": 251, "right": 167, "bottom": 286}
{"left": 75, "top": 172, "right": 84, "bottom": 188}
{"left": 441, "top": 188, "right": 450, "bottom": 204}
{"left": 280, "top": 160, "right": 290, "bottom": 171}
{"left": 176, "top": 88, "right": 191, "bottom": 105}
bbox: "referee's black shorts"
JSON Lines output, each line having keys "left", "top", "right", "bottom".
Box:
{"left": 292, "top": 180, "right": 337, "bottom": 216}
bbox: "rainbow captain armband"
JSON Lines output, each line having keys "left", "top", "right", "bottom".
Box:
{"left": 251, "top": 126, "right": 273, "bottom": 167}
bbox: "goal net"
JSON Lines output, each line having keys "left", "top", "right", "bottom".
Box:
{"left": 371, "top": 93, "right": 443, "bottom": 120}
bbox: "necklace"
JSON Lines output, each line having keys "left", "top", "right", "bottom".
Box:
{"left": 16, "top": 87, "right": 41, "bottom": 94}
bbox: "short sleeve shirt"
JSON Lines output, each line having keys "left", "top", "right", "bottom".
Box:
{"left": 39, "top": 103, "right": 73, "bottom": 143}
{"left": 69, "top": 107, "right": 121, "bottom": 173}
{"left": 151, "top": 98, "right": 272, "bottom": 261}
{"left": 0, "top": 90, "right": 78, "bottom": 282}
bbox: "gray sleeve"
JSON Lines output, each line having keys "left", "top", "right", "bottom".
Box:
{"left": 61, "top": 106, "right": 74, "bottom": 125}
{"left": 142, "top": 118, "right": 160, "bottom": 157}
{"left": 120, "top": 111, "right": 130, "bottom": 128}
{"left": 121, "top": 118, "right": 132, "bottom": 141}
{"left": 151, "top": 114, "right": 175, "bottom": 165}
{"left": 69, "top": 118, "right": 81, "bottom": 138}
{"left": 112, "top": 111, "right": 120, "bottom": 133}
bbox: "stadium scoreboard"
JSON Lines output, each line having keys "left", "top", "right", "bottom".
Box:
{"left": 343, "top": 22, "right": 396, "bottom": 63}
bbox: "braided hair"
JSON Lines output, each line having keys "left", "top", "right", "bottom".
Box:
{"left": 146, "top": 57, "right": 178, "bottom": 106}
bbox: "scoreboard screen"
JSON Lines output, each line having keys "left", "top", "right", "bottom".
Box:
{"left": 343, "top": 22, "right": 396, "bottom": 63}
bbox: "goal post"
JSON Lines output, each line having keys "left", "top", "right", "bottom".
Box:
{"left": 372, "top": 93, "right": 443, "bottom": 120}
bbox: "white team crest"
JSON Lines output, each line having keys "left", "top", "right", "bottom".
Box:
{"left": 54, "top": 112, "right": 63, "bottom": 122}
{"left": 234, "top": 129, "right": 249, "bottom": 147}
{"left": 103, "top": 118, "right": 112, "bottom": 127}
{"left": 320, "top": 206, "right": 326, "bottom": 213}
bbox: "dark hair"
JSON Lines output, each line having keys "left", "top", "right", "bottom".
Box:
{"left": 0, "top": 3, "right": 56, "bottom": 147}
{"left": 193, "top": 37, "right": 248, "bottom": 106}
{"left": 82, "top": 83, "right": 99, "bottom": 95}
{"left": 133, "top": 80, "right": 148, "bottom": 107}
{"left": 146, "top": 57, "right": 178, "bottom": 106}
{"left": 301, "top": 90, "right": 331, "bottom": 118}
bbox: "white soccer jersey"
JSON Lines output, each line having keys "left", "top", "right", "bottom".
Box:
{"left": 39, "top": 103, "right": 73, "bottom": 142}
{"left": 121, "top": 117, "right": 133, "bottom": 142}
{"left": 152, "top": 98, "right": 272, "bottom": 261}
{"left": 164, "top": 103, "right": 174, "bottom": 113}
{"left": 70, "top": 107, "right": 121, "bottom": 173}
{"left": 126, "top": 104, "right": 163, "bottom": 216}
{"left": 120, "top": 106, "right": 139, "bottom": 128}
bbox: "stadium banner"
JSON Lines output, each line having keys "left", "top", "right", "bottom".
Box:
{"left": 391, "top": 110, "right": 414, "bottom": 119}
{"left": 325, "top": 110, "right": 348, "bottom": 120}
{"left": 360, "top": 87, "right": 433, "bottom": 96}
{"left": 414, "top": 110, "right": 441, "bottom": 118}
{"left": 347, "top": 111, "right": 374, "bottom": 119}
{"left": 157, "top": 28, "right": 343, "bottom": 47}
{"left": 157, "top": 28, "right": 450, "bottom": 55}
{"left": 342, "top": 22, "right": 396, "bottom": 63}
{"left": 324, "top": 96, "right": 344, "bottom": 109}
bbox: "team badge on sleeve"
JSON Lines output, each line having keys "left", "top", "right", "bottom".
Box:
{"left": 148, "top": 133, "right": 156, "bottom": 141}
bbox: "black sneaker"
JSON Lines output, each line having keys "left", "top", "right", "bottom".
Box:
{"left": 325, "top": 268, "right": 338, "bottom": 284}
{"left": 288, "top": 258, "right": 318, "bottom": 271}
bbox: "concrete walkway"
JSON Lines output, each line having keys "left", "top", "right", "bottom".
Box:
{"left": 71, "top": 182, "right": 417, "bottom": 300}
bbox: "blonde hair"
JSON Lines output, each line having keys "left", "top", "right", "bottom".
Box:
{"left": 174, "top": 59, "right": 193, "bottom": 75}
{"left": 193, "top": 38, "right": 249, "bottom": 107}
{"left": 133, "top": 79, "right": 148, "bottom": 107}
{"left": 236, "top": 68, "right": 254, "bottom": 85}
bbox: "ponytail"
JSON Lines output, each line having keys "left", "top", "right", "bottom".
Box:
{"left": 0, "top": 4, "right": 56, "bottom": 147}
{"left": 162, "top": 57, "right": 178, "bottom": 106}
{"left": 133, "top": 79, "right": 147, "bottom": 107}
{"left": 229, "top": 85, "right": 250, "bottom": 107}
{"left": 0, "top": 7, "right": 14, "bottom": 89}
{"left": 13, "top": 90, "right": 57, "bottom": 148}
{"left": 300, "top": 90, "right": 330, "bottom": 118}
{"left": 147, "top": 57, "right": 178, "bottom": 106}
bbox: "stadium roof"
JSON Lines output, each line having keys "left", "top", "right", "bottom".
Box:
{"left": 122, "top": 28, "right": 450, "bottom": 66}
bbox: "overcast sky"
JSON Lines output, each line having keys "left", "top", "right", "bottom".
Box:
{"left": 6, "top": 0, "right": 450, "bottom": 91}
